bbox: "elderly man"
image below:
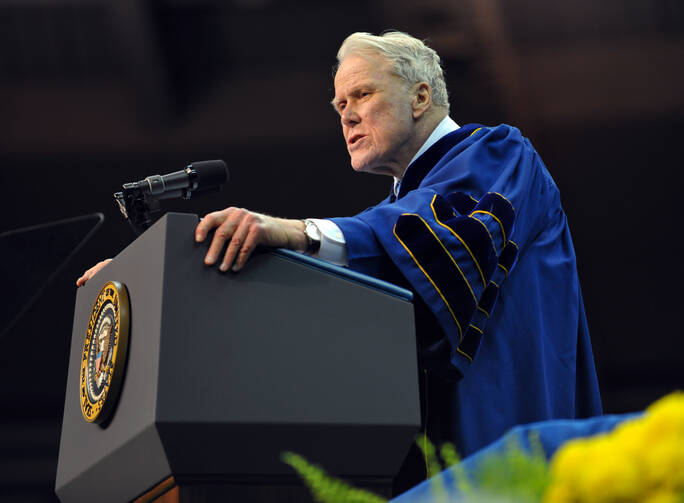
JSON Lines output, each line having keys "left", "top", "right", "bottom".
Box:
{"left": 79, "top": 31, "right": 601, "bottom": 491}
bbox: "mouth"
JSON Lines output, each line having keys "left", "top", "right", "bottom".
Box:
{"left": 347, "top": 134, "right": 365, "bottom": 148}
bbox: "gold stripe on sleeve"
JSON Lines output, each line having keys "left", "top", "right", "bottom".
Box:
{"left": 430, "top": 194, "right": 487, "bottom": 288}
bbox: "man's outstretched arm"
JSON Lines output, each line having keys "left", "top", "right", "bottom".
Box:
{"left": 194, "top": 207, "right": 308, "bottom": 271}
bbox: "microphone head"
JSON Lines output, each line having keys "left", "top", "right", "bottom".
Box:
{"left": 189, "top": 160, "right": 229, "bottom": 190}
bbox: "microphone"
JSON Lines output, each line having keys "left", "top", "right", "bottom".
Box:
{"left": 121, "top": 159, "right": 229, "bottom": 200}
{"left": 114, "top": 159, "right": 229, "bottom": 235}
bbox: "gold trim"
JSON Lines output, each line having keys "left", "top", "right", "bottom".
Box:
{"left": 468, "top": 215, "right": 497, "bottom": 257}
{"left": 498, "top": 263, "right": 509, "bottom": 276}
{"left": 430, "top": 195, "right": 486, "bottom": 288}
{"left": 470, "top": 210, "right": 507, "bottom": 250}
{"left": 458, "top": 346, "right": 474, "bottom": 363}
{"left": 477, "top": 306, "right": 490, "bottom": 318}
{"left": 468, "top": 324, "right": 483, "bottom": 335}
{"left": 469, "top": 127, "right": 482, "bottom": 136}
{"left": 415, "top": 214, "right": 478, "bottom": 306}
{"left": 491, "top": 191, "right": 516, "bottom": 212}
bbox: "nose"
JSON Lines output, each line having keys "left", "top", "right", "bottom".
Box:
{"left": 341, "top": 104, "right": 360, "bottom": 127}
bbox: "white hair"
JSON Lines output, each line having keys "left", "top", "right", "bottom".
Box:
{"left": 336, "top": 31, "right": 450, "bottom": 110}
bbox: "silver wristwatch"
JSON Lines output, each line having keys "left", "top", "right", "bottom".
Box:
{"left": 302, "top": 219, "right": 321, "bottom": 256}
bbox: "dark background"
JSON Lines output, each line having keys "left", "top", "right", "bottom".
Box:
{"left": 1, "top": 0, "right": 683, "bottom": 501}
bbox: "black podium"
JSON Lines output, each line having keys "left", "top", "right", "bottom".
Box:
{"left": 55, "top": 213, "right": 420, "bottom": 502}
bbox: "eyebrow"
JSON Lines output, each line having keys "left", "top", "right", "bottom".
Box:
{"left": 330, "top": 85, "right": 374, "bottom": 111}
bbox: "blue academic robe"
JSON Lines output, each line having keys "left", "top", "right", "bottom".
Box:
{"left": 330, "top": 124, "right": 602, "bottom": 460}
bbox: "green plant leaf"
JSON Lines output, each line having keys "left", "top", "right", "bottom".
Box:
{"left": 472, "top": 432, "right": 549, "bottom": 502}
{"left": 281, "top": 451, "right": 387, "bottom": 503}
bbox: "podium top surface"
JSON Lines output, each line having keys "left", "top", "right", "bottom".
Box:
{"left": 272, "top": 248, "right": 413, "bottom": 302}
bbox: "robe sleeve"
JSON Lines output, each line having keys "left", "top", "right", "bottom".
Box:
{"left": 331, "top": 125, "right": 559, "bottom": 376}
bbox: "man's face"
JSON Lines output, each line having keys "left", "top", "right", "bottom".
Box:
{"left": 333, "top": 54, "right": 417, "bottom": 177}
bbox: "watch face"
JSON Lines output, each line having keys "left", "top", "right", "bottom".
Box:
{"left": 306, "top": 220, "right": 321, "bottom": 240}
{"left": 303, "top": 220, "right": 321, "bottom": 255}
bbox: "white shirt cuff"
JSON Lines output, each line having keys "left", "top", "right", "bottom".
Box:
{"left": 307, "top": 218, "right": 348, "bottom": 266}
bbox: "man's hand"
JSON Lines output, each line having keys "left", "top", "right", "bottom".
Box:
{"left": 195, "top": 207, "right": 307, "bottom": 272}
{"left": 76, "top": 259, "right": 112, "bottom": 287}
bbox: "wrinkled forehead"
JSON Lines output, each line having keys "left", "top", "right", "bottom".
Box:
{"left": 333, "top": 52, "right": 400, "bottom": 91}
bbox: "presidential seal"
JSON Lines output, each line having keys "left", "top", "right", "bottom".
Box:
{"left": 80, "top": 281, "right": 130, "bottom": 424}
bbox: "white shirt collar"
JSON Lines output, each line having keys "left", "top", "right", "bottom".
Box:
{"left": 393, "top": 116, "right": 460, "bottom": 196}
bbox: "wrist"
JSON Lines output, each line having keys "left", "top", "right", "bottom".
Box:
{"left": 282, "top": 219, "right": 308, "bottom": 252}
{"left": 296, "top": 219, "right": 307, "bottom": 252}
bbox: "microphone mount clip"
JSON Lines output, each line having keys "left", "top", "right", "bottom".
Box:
{"left": 114, "top": 184, "right": 161, "bottom": 236}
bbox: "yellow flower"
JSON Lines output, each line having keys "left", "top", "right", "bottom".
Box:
{"left": 548, "top": 438, "right": 587, "bottom": 482}
{"left": 641, "top": 393, "right": 684, "bottom": 492}
{"left": 541, "top": 483, "right": 573, "bottom": 503}
{"left": 547, "top": 436, "right": 639, "bottom": 503}
{"left": 581, "top": 437, "right": 643, "bottom": 502}
{"left": 642, "top": 489, "right": 683, "bottom": 503}
{"left": 646, "top": 391, "right": 684, "bottom": 415}
{"left": 642, "top": 439, "right": 684, "bottom": 491}
{"left": 545, "top": 391, "right": 684, "bottom": 503}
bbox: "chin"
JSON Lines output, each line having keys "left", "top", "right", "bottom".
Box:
{"left": 350, "top": 158, "right": 379, "bottom": 175}
{"left": 353, "top": 164, "right": 392, "bottom": 177}
{"left": 351, "top": 160, "right": 374, "bottom": 174}
{"left": 350, "top": 160, "right": 369, "bottom": 173}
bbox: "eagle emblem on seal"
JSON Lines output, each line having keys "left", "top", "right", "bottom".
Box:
{"left": 80, "top": 281, "right": 130, "bottom": 424}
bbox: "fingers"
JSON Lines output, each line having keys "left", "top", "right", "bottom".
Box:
{"left": 204, "top": 209, "right": 239, "bottom": 266}
{"left": 232, "top": 224, "right": 261, "bottom": 272}
{"left": 200, "top": 208, "right": 261, "bottom": 271}
{"left": 198, "top": 208, "right": 234, "bottom": 265}
{"left": 76, "top": 259, "right": 112, "bottom": 287}
{"left": 220, "top": 214, "right": 254, "bottom": 272}
{"left": 195, "top": 210, "right": 229, "bottom": 243}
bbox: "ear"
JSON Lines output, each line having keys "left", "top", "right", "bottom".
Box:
{"left": 411, "top": 82, "right": 432, "bottom": 119}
